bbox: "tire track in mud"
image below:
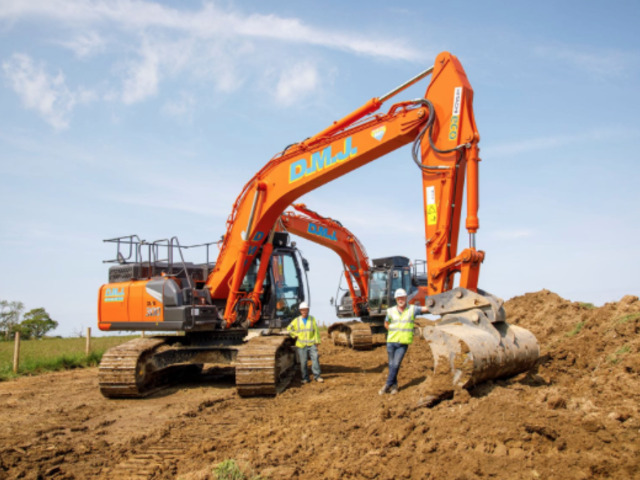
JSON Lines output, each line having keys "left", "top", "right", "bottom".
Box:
{"left": 101, "top": 397, "right": 229, "bottom": 479}
{"left": 105, "top": 442, "right": 186, "bottom": 479}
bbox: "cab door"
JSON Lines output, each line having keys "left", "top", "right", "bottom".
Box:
{"left": 270, "top": 249, "right": 306, "bottom": 319}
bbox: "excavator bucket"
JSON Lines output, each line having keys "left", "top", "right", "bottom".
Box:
{"left": 418, "top": 288, "right": 539, "bottom": 405}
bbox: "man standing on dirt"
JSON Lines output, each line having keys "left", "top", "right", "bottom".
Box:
{"left": 379, "top": 288, "right": 428, "bottom": 395}
{"left": 287, "top": 301, "right": 324, "bottom": 384}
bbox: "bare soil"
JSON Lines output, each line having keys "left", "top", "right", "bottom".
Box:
{"left": 0, "top": 290, "right": 639, "bottom": 479}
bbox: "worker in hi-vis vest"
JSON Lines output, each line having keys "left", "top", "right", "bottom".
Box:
{"left": 287, "top": 301, "right": 324, "bottom": 384}
{"left": 379, "top": 288, "right": 429, "bottom": 395}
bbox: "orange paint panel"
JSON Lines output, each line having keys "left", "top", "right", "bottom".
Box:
{"left": 98, "top": 280, "right": 164, "bottom": 330}
{"left": 98, "top": 281, "right": 131, "bottom": 329}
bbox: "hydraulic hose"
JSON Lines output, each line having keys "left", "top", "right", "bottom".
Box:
{"left": 411, "top": 99, "right": 470, "bottom": 172}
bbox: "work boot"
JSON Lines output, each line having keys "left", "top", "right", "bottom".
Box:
{"left": 390, "top": 384, "right": 399, "bottom": 395}
{"left": 316, "top": 377, "right": 324, "bottom": 383}
{"left": 301, "top": 379, "right": 309, "bottom": 385}
{"left": 378, "top": 384, "right": 389, "bottom": 395}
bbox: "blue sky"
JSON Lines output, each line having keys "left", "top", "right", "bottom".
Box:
{"left": 1, "top": 0, "right": 639, "bottom": 336}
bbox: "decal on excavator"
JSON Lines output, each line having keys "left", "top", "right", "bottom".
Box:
{"left": 426, "top": 186, "right": 437, "bottom": 226}
{"left": 289, "top": 137, "right": 358, "bottom": 183}
{"left": 145, "top": 286, "right": 163, "bottom": 303}
{"left": 371, "top": 126, "right": 386, "bottom": 141}
{"left": 448, "top": 86, "right": 462, "bottom": 141}
{"left": 104, "top": 287, "right": 125, "bottom": 302}
{"left": 245, "top": 231, "right": 265, "bottom": 266}
{"left": 307, "top": 222, "right": 337, "bottom": 241}
{"left": 348, "top": 264, "right": 360, "bottom": 277}
{"left": 247, "top": 231, "right": 265, "bottom": 256}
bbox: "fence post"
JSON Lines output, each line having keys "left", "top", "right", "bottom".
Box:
{"left": 13, "top": 331, "right": 20, "bottom": 374}
{"left": 85, "top": 327, "right": 91, "bottom": 355}
{"left": 141, "top": 331, "right": 145, "bottom": 338}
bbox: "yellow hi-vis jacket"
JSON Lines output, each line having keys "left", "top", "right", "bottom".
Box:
{"left": 386, "top": 305, "right": 417, "bottom": 344}
{"left": 287, "top": 315, "right": 321, "bottom": 348}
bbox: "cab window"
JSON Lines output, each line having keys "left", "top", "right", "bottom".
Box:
{"left": 272, "top": 252, "right": 302, "bottom": 317}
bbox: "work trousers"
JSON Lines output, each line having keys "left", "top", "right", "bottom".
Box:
{"left": 385, "top": 342, "right": 409, "bottom": 388}
{"left": 297, "top": 344, "right": 321, "bottom": 382}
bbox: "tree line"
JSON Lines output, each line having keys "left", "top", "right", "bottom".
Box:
{"left": 0, "top": 300, "right": 58, "bottom": 340}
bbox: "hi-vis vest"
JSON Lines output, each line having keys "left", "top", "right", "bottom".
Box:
{"left": 387, "top": 305, "right": 417, "bottom": 344}
{"left": 287, "top": 315, "right": 321, "bottom": 348}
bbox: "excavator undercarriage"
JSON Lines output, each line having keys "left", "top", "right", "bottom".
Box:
{"left": 98, "top": 333, "right": 297, "bottom": 398}
{"left": 327, "top": 320, "right": 385, "bottom": 350}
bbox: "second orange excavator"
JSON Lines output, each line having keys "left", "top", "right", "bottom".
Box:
{"left": 279, "top": 203, "right": 425, "bottom": 350}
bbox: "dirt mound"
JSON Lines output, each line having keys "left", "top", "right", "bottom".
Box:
{"left": 0, "top": 290, "right": 638, "bottom": 479}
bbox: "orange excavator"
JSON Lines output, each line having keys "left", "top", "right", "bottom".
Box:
{"left": 279, "top": 203, "right": 371, "bottom": 319}
{"left": 279, "top": 203, "right": 424, "bottom": 350}
{"left": 97, "top": 51, "right": 539, "bottom": 399}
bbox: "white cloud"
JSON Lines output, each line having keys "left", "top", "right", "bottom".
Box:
{"left": 1, "top": 53, "right": 87, "bottom": 129}
{"left": 0, "top": 1, "right": 423, "bottom": 123}
{"left": 485, "top": 127, "right": 639, "bottom": 158}
{"left": 162, "top": 91, "right": 195, "bottom": 119}
{"left": 117, "top": 34, "right": 243, "bottom": 104}
{"left": 0, "top": 1, "right": 422, "bottom": 61}
{"left": 121, "top": 39, "right": 160, "bottom": 104}
{"left": 533, "top": 44, "right": 635, "bottom": 79}
{"left": 275, "top": 62, "right": 319, "bottom": 106}
{"left": 58, "top": 31, "right": 106, "bottom": 58}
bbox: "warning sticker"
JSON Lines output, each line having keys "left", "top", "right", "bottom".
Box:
{"left": 427, "top": 204, "right": 437, "bottom": 226}
{"left": 426, "top": 186, "right": 437, "bottom": 225}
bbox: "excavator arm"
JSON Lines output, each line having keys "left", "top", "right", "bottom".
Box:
{"left": 279, "top": 203, "right": 370, "bottom": 316}
{"left": 418, "top": 55, "right": 483, "bottom": 296}
{"left": 208, "top": 52, "right": 481, "bottom": 327}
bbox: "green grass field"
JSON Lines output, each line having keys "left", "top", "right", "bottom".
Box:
{"left": 0, "top": 335, "right": 137, "bottom": 381}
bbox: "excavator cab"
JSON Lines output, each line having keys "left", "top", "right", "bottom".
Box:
{"left": 237, "top": 243, "right": 310, "bottom": 329}
{"left": 334, "top": 256, "right": 417, "bottom": 320}
{"left": 98, "top": 233, "right": 309, "bottom": 333}
{"left": 367, "top": 256, "right": 414, "bottom": 317}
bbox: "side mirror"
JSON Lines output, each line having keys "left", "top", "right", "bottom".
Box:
{"left": 302, "top": 258, "right": 310, "bottom": 272}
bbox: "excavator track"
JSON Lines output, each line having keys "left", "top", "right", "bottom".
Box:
{"left": 99, "top": 337, "right": 168, "bottom": 398}
{"left": 328, "top": 321, "right": 374, "bottom": 350}
{"left": 235, "top": 335, "right": 296, "bottom": 397}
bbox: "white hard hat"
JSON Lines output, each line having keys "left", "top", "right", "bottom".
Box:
{"left": 299, "top": 301, "right": 309, "bottom": 310}
{"left": 394, "top": 288, "right": 408, "bottom": 298}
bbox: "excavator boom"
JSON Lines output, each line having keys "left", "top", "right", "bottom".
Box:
{"left": 208, "top": 52, "right": 489, "bottom": 326}
{"left": 211, "top": 100, "right": 428, "bottom": 324}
